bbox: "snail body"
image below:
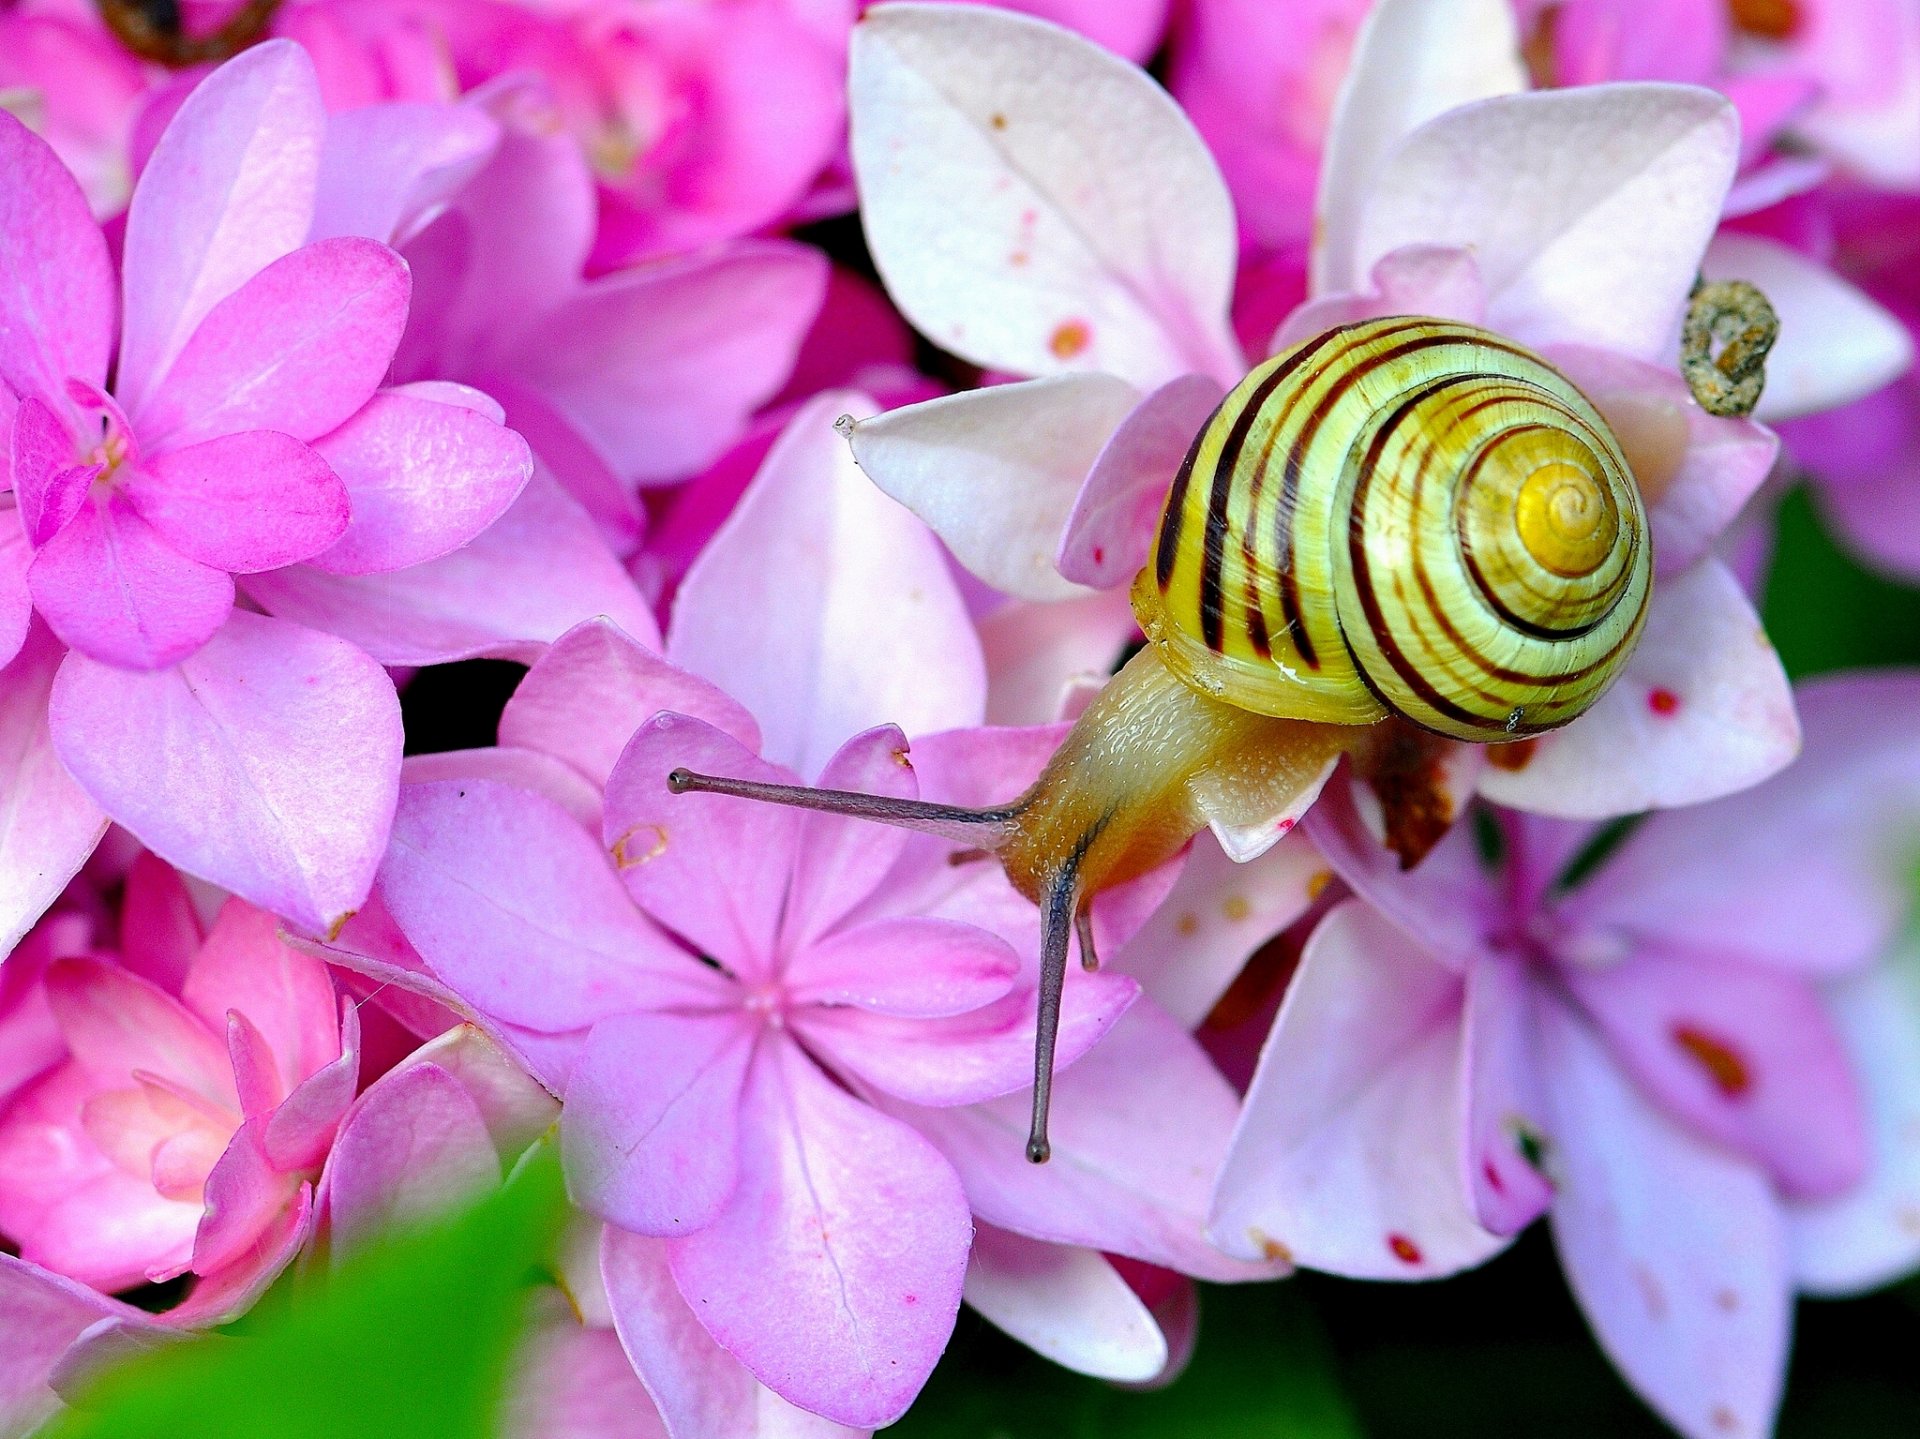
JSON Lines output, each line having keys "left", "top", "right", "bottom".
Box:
{"left": 671, "top": 315, "right": 1655, "bottom": 1162}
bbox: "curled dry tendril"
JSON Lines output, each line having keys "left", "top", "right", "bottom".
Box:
{"left": 1681, "top": 278, "right": 1780, "bottom": 418}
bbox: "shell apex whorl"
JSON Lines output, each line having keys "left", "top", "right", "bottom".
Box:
{"left": 1133, "top": 316, "right": 1652, "bottom": 743}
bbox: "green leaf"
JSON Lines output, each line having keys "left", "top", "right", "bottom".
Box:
{"left": 885, "top": 1282, "right": 1361, "bottom": 1439}
{"left": 44, "top": 1138, "right": 567, "bottom": 1439}
{"left": 1762, "top": 486, "right": 1920, "bottom": 679}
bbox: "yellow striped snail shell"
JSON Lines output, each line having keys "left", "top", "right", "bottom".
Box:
{"left": 668, "top": 310, "right": 1740, "bottom": 1164}
{"left": 1139, "top": 316, "right": 1650, "bottom": 742}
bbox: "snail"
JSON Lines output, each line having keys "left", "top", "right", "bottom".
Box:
{"left": 670, "top": 303, "right": 1770, "bottom": 1164}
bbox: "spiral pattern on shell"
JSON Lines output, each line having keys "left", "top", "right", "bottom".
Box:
{"left": 1133, "top": 317, "right": 1651, "bottom": 743}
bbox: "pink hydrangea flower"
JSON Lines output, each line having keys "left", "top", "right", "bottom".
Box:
{"left": 1212, "top": 673, "right": 1920, "bottom": 1439}
{"left": 0, "top": 852, "right": 359, "bottom": 1326}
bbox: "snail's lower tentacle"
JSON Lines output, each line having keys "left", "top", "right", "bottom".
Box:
{"left": 1682, "top": 278, "right": 1779, "bottom": 418}
{"left": 1027, "top": 866, "right": 1081, "bottom": 1164}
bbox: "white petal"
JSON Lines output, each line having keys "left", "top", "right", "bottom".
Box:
{"left": 964, "top": 1226, "right": 1166, "bottom": 1382}
{"left": 850, "top": 3, "right": 1240, "bottom": 387}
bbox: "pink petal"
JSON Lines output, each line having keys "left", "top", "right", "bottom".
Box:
{"left": 979, "top": 589, "right": 1141, "bottom": 726}
{"left": 402, "top": 746, "right": 603, "bottom": 832}
{"left": 226, "top": 1010, "right": 281, "bottom": 1119}
{"left": 1539, "top": 345, "right": 1778, "bottom": 576}
{"left": 1562, "top": 948, "right": 1865, "bottom": 1202}
{"left": 1114, "top": 830, "right": 1326, "bottom": 1027}
{"left": 304, "top": 390, "right": 531, "bottom": 575}
{"left": 1703, "top": 232, "right": 1914, "bottom": 423}
{"left": 191, "top": 1116, "right": 301, "bottom": 1278}
{"left": 124, "top": 430, "right": 350, "bottom": 572}
{"left": 380, "top": 779, "right": 721, "bottom": 1034}
{"left": 1311, "top": 0, "right": 1524, "bottom": 294}
{"left": 401, "top": 1023, "right": 559, "bottom": 1163}
{"left": 1057, "top": 374, "right": 1225, "bottom": 589}
{"left": 243, "top": 469, "right": 658, "bottom": 667}
{"left": 984, "top": 0, "right": 1168, "bottom": 60}
{"left": 0, "top": 1254, "right": 145, "bottom": 1439}
{"left": 0, "top": 625, "right": 105, "bottom": 953}
{"left": 670, "top": 393, "right": 985, "bottom": 776}
{"left": 1541, "top": 998, "right": 1789, "bottom": 1439}
{"left": 850, "top": 5, "right": 1241, "bottom": 386}
{"left": 1790, "top": 948, "right": 1920, "bottom": 1294}
{"left": 11, "top": 397, "right": 90, "bottom": 548}
{"left": 45, "top": 957, "right": 231, "bottom": 1107}
{"left": 1463, "top": 955, "right": 1555, "bottom": 1236}
{"left": 801, "top": 970, "right": 1135, "bottom": 1108}
{"left": 901, "top": 1003, "right": 1276, "bottom": 1280}
{"left": 1570, "top": 673, "right": 1920, "bottom": 976}
{"left": 310, "top": 101, "right": 500, "bottom": 246}
{"left": 0, "top": 521, "right": 33, "bottom": 668}
{"left": 601, "top": 714, "right": 801, "bottom": 982}
{"left": 562, "top": 1011, "right": 754, "bottom": 1236}
{"left": 1477, "top": 559, "right": 1799, "bottom": 819}
{"left": 1280, "top": 244, "right": 1489, "bottom": 352}
{"left": 321, "top": 1060, "right": 502, "bottom": 1260}
{"left": 1210, "top": 901, "right": 1503, "bottom": 1278}
{"left": 500, "top": 1291, "right": 671, "bottom": 1439}
{"left": 777, "top": 726, "right": 920, "bottom": 950}
{"left": 48, "top": 610, "right": 403, "bottom": 937}
{"left": 1356, "top": 85, "right": 1738, "bottom": 363}
{"left": 163, "top": 1181, "right": 312, "bottom": 1326}
{"left": 601, "top": 1230, "right": 868, "bottom": 1439}
{"left": 963, "top": 1226, "right": 1166, "bottom": 1382}
{"left": 499, "top": 618, "right": 750, "bottom": 789}
{"left": 261, "top": 1006, "right": 358, "bottom": 1172}
{"left": 845, "top": 376, "right": 1141, "bottom": 602}
{"left": 117, "top": 40, "right": 325, "bottom": 414}
{"left": 505, "top": 242, "right": 828, "bottom": 487}
{"left": 28, "top": 495, "right": 235, "bottom": 670}
{"left": 116, "top": 851, "right": 202, "bottom": 993}
{"left": 131, "top": 238, "right": 410, "bottom": 450}
{"left": 787, "top": 916, "right": 1019, "bottom": 1018}
{"left": 667, "top": 1040, "right": 971, "bottom": 1429}
{"left": 0, "top": 111, "right": 114, "bottom": 403}
{"left": 485, "top": 381, "right": 644, "bottom": 553}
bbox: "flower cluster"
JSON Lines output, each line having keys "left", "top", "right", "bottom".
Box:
{"left": 2, "top": 2, "right": 1919, "bottom": 1437}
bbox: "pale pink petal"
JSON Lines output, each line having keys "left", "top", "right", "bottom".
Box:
{"left": 1703, "top": 232, "right": 1914, "bottom": 424}
{"left": 0, "top": 1255, "right": 146, "bottom": 1439}
{"left": 1570, "top": 674, "right": 1920, "bottom": 976}
{"left": 601, "top": 714, "right": 801, "bottom": 981}
{"left": 182, "top": 900, "right": 339, "bottom": 1084}
{"left": 562, "top": 1011, "right": 754, "bottom": 1237}
{"left": 667, "top": 1040, "right": 971, "bottom": 1430}
{"left": 11, "top": 397, "right": 90, "bottom": 549}
{"left": 506, "top": 242, "right": 827, "bottom": 487}
{"left": 0, "top": 111, "right": 113, "bottom": 401}
{"left": 124, "top": 431, "right": 349, "bottom": 572}
{"left": 304, "top": 391, "right": 532, "bottom": 575}
{"left": 499, "top": 618, "right": 750, "bottom": 789}
{"left": 1210, "top": 902, "right": 1503, "bottom": 1278}
{"left": 1790, "top": 0, "right": 1920, "bottom": 188}
{"left": 1281, "top": 244, "right": 1490, "bottom": 353}
{"left": 780, "top": 726, "right": 919, "bottom": 950}
{"left": 0, "top": 625, "right": 106, "bottom": 953}
{"left": 1057, "top": 375, "right": 1224, "bottom": 589}
{"left": 321, "top": 1061, "right": 508, "bottom": 1260}
{"left": 1563, "top": 948, "right": 1864, "bottom": 1201}
{"left": 1311, "top": 0, "right": 1524, "bottom": 294}
{"left": 801, "top": 970, "right": 1136, "bottom": 1108}
{"left": 379, "top": 779, "right": 721, "bottom": 1034}
{"left": 849, "top": 4, "right": 1241, "bottom": 387}
{"left": 243, "top": 469, "right": 658, "bottom": 666}
{"left": 1356, "top": 85, "right": 1738, "bottom": 363}
{"left": 45, "top": 957, "right": 231, "bottom": 1106}
{"left": 1476, "top": 559, "right": 1799, "bottom": 819}
{"left": 486, "top": 381, "right": 645, "bottom": 553}
{"left": 117, "top": 40, "right": 325, "bottom": 413}
{"left": 602, "top": 1230, "right": 869, "bottom": 1439}
{"left": 846, "top": 376, "right": 1140, "bottom": 601}
{"left": 0, "top": 521, "right": 33, "bottom": 667}
{"left": 48, "top": 611, "right": 403, "bottom": 937}
{"left": 1463, "top": 955, "right": 1554, "bottom": 1237}
{"left": 1791, "top": 945, "right": 1920, "bottom": 1294}
{"left": 310, "top": 101, "right": 500, "bottom": 246}
{"left": 670, "top": 394, "right": 985, "bottom": 776}
{"left": 28, "top": 496, "right": 235, "bottom": 669}
{"left": 787, "top": 917, "right": 1019, "bottom": 1018}
{"left": 1114, "top": 830, "right": 1325, "bottom": 1027}
{"left": 1542, "top": 344, "right": 1778, "bottom": 574}
{"left": 979, "top": 590, "right": 1140, "bottom": 726}
{"left": 403, "top": 1023, "right": 559, "bottom": 1162}
{"left": 131, "top": 238, "right": 410, "bottom": 450}
{"left": 964, "top": 1226, "right": 1166, "bottom": 1382}
{"left": 501, "top": 1291, "right": 671, "bottom": 1439}
{"left": 900, "top": 1003, "right": 1277, "bottom": 1280}
{"left": 402, "top": 747, "right": 603, "bottom": 832}
{"left": 1541, "top": 999, "right": 1789, "bottom": 1439}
